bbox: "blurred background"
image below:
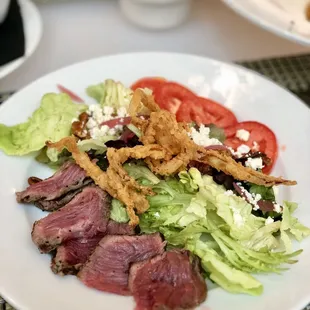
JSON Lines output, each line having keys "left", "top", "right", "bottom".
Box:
{"left": 1, "top": 0, "right": 310, "bottom": 95}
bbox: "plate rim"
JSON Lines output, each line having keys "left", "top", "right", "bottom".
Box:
{"left": 1, "top": 51, "right": 309, "bottom": 114}
{"left": 221, "top": 0, "right": 310, "bottom": 46}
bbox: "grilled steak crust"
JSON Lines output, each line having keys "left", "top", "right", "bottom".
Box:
{"left": 34, "top": 180, "right": 92, "bottom": 211}
{"left": 16, "top": 161, "right": 90, "bottom": 204}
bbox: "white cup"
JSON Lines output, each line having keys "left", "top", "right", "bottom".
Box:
{"left": 119, "top": 0, "right": 192, "bottom": 30}
{"left": 0, "top": 0, "right": 10, "bottom": 24}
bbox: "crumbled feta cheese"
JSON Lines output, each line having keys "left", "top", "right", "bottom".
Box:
{"left": 90, "top": 125, "right": 109, "bottom": 139}
{"left": 274, "top": 203, "right": 282, "bottom": 213}
{"left": 265, "top": 216, "right": 274, "bottom": 225}
{"left": 190, "top": 125, "right": 222, "bottom": 147}
{"left": 237, "top": 144, "right": 250, "bottom": 155}
{"left": 88, "top": 104, "right": 98, "bottom": 113}
{"left": 86, "top": 103, "right": 128, "bottom": 141}
{"left": 108, "top": 128, "right": 116, "bottom": 136}
{"left": 236, "top": 182, "right": 261, "bottom": 211}
{"left": 229, "top": 144, "right": 251, "bottom": 158}
{"left": 71, "top": 118, "right": 78, "bottom": 123}
{"left": 245, "top": 157, "right": 264, "bottom": 170}
{"left": 86, "top": 118, "right": 97, "bottom": 129}
{"left": 224, "top": 190, "right": 234, "bottom": 196}
{"left": 117, "top": 107, "right": 128, "bottom": 118}
{"left": 236, "top": 129, "right": 250, "bottom": 142}
{"left": 252, "top": 141, "right": 259, "bottom": 151}
{"left": 103, "top": 106, "right": 114, "bottom": 116}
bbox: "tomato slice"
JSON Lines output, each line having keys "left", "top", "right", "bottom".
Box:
{"left": 153, "top": 82, "right": 197, "bottom": 114}
{"left": 101, "top": 116, "right": 131, "bottom": 128}
{"left": 131, "top": 77, "right": 167, "bottom": 92}
{"left": 57, "top": 84, "right": 84, "bottom": 103}
{"left": 224, "top": 121, "right": 278, "bottom": 174}
{"left": 176, "top": 97, "right": 238, "bottom": 128}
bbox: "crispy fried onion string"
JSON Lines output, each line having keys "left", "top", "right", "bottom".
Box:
{"left": 47, "top": 89, "right": 296, "bottom": 226}
{"left": 47, "top": 137, "right": 168, "bottom": 226}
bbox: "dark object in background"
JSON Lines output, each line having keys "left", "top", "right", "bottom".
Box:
{"left": 0, "top": 0, "right": 25, "bottom": 66}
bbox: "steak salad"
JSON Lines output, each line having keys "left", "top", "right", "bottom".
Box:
{"left": 1, "top": 78, "right": 309, "bottom": 310}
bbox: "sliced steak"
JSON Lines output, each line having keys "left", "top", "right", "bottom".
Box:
{"left": 129, "top": 250, "right": 207, "bottom": 310}
{"left": 16, "top": 161, "right": 90, "bottom": 203}
{"left": 78, "top": 233, "right": 165, "bottom": 296}
{"left": 106, "top": 220, "right": 135, "bottom": 236}
{"left": 51, "top": 234, "right": 104, "bottom": 275}
{"left": 51, "top": 221, "right": 135, "bottom": 275}
{"left": 32, "top": 186, "right": 110, "bottom": 253}
{"left": 34, "top": 181, "right": 92, "bottom": 211}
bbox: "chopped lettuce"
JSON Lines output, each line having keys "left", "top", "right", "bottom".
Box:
{"left": 188, "top": 239, "right": 263, "bottom": 296}
{"left": 76, "top": 139, "right": 106, "bottom": 154}
{"left": 139, "top": 168, "right": 309, "bottom": 296}
{"left": 110, "top": 199, "right": 129, "bottom": 223}
{"left": 86, "top": 79, "right": 133, "bottom": 108}
{"left": 280, "top": 201, "right": 310, "bottom": 252}
{"left": 0, "top": 93, "right": 87, "bottom": 156}
{"left": 124, "top": 162, "right": 160, "bottom": 186}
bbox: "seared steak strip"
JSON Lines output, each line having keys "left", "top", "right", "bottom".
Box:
{"left": 32, "top": 186, "right": 110, "bottom": 253}
{"left": 51, "top": 221, "right": 135, "bottom": 275}
{"left": 129, "top": 250, "right": 207, "bottom": 310}
{"left": 16, "top": 161, "right": 90, "bottom": 203}
{"left": 78, "top": 233, "right": 165, "bottom": 296}
{"left": 34, "top": 180, "right": 92, "bottom": 211}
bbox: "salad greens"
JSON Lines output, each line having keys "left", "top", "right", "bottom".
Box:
{"left": 110, "top": 199, "right": 129, "bottom": 223}
{"left": 129, "top": 166, "right": 310, "bottom": 296}
{"left": 0, "top": 93, "right": 87, "bottom": 156}
{"left": 249, "top": 184, "right": 275, "bottom": 201}
{"left": 1, "top": 78, "right": 309, "bottom": 299}
{"left": 86, "top": 79, "right": 133, "bottom": 108}
{"left": 36, "top": 138, "right": 107, "bottom": 168}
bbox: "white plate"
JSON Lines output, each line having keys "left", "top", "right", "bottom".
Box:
{"left": 0, "top": 52, "right": 310, "bottom": 310}
{"left": 0, "top": 0, "right": 42, "bottom": 79}
{"left": 222, "top": 0, "right": 310, "bottom": 46}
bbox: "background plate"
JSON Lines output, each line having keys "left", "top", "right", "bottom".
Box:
{"left": 222, "top": 0, "right": 310, "bottom": 46}
{"left": 0, "top": 0, "right": 43, "bottom": 79}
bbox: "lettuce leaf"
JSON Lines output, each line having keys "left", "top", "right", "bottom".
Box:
{"left": 139, "top": 168, "right": 309, "bottom": 296}
{"left": 249, "top": 184, "right": 275, "bottom": 201}
{"left": 110, "top": 199, "right": 129, "bottom": 223}
{"left": 124, "top": 162, "right": 160, "bottom": 186}
{"left": 86, "top": 79, "right": 133, "bottom": 108}
{"left": 0, "top": 93, "right": 86, "bottom": 156}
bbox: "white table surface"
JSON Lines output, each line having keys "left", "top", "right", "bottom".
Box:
{"left": 1, "top": 0, "right": 310, "bottom": 92}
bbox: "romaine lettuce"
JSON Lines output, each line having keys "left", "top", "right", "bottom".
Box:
{"left": 137, "top": 167, "right": 309, "bottom": 296}
{"left": 280, "top": 201, "right": 310, "bottom": 252}
{"left": 86, "top": 79, "right": 133, "bottom": 108}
